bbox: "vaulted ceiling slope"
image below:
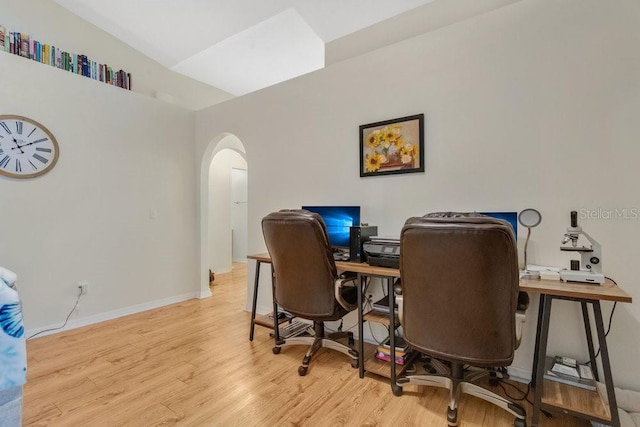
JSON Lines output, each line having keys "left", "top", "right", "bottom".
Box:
{"left": 52, "top": 0, "right": 436, "bottom": 95}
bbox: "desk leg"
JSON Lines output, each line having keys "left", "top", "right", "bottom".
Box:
{"left": 593, "top": 301, "right": 620, "bottom": 427}
{"left": 271, "top": 265, "right": 282, "bottom": 345}
{"left": 357, "top": 273, "right": 365, "bottom": 378}
{"left": 389, "top": 277, "right": 402, "bottom": 396}
{"left": 581, "top": 302, "right": 600, "bottom": 381}
{"left": 530, "top": 294, "right": 547, "bottom": 389}
{"left": 532, "top": 295, "right": 553, "bottom": 427}
{"left": 249, "top": 260, "right": 262, "bottom": 342}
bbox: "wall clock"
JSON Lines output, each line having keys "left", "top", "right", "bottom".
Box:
{"left": 0, "top": 115, "right": 59, "bottom": 179}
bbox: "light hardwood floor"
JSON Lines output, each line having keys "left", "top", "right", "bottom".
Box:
{"left": 24, "top": 263, "right": 587, "bottom": 426}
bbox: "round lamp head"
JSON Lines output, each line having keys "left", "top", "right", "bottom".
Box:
{"left": 518, "top": 208, "right": 542, "bottom": 229}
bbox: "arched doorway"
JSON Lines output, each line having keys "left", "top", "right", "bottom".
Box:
{"left": 199, "top": 134, "right": 247, "bottom": 297}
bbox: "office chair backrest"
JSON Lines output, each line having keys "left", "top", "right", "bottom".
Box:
{"left": 400, "top": 214, "right": 519, "bottom": 367}
{"left": 262, "top": 210, "right": 340, "bottom": 320}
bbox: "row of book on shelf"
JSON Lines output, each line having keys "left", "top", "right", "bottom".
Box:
{"left": 544, "top": 354, "right": 597, "bottom": 391}
{"left": 0, "top": 24, "right": 131, "bottom": 90}
{"left": 375, "top": 336, "right": 411, "bottom": 365}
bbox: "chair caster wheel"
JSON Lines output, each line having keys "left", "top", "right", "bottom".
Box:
{"left": 298, "top": 366, "right": 308, "bottom": 376}
{"left": 272, "top": 347, "right": 281, "bottom": 354}
{"left": 350, "top": 359, "right": 359, "bottom": 368}
{"left": 447, "top": 407, "right": 458, "bottom": 426}
{"left": 489, "top": 371, "right": 499, "bottom": 387}
{"left": 392, "top": 384, "right": 403, "bottom": 396}
{"left": 514, "top": 418, "right": 526, "bottom": 427}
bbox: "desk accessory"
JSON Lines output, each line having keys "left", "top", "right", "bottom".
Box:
{"left": 363, "top": 237, "right": 400, "bottom": 269}
{"left": 518, "top": 208, "right": 542, "bottom": 279}
{"left": 543, "top": 356, "right": 596, "bottom": 391}
{"left": 0, "top": 115, "right": 59, "bottom": 179}
{"left": 559, "top": 211, "right": 604, "bottom": 284}
{"left": 349, "top": 225, "right": 377, "bottom": 262}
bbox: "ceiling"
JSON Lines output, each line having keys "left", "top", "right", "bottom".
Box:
{"left": 52, "top": 0, "right": 435, "bottom": 96}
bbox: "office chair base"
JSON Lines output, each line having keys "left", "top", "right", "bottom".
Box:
{"left": 273, "top": 324, "right": 358, "bottom": 376}
{"left": 397, "top": 369, "right": 526, "bottom": 427}
{"left": 297, "top": 336, "right": 358, "bottom": 376}
{"left": 447, "top": 407, "right": 457, "bottom": 426}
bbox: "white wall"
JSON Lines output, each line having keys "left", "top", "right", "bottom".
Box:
{"left": 0, "top": 0, "right": 233, "bottom": 110}
{"left": 326, "top": 0, "right": 522, "bottom": 66}
{"left": 1, "top": 48, "right": 199, "bottom": 334}
{"left": 208, "top": 149, "right": 248, "bottom": 274}
{"left": 196, "top": 0, "right": 640, "bottom": 389}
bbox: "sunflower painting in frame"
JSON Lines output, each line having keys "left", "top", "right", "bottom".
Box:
{"left": 359, "top": 114, "right": 424, "bottom": 177}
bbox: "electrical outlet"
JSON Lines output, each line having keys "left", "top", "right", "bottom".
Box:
{"left": 78, "top": 282, "right": 89, "bottom": 295}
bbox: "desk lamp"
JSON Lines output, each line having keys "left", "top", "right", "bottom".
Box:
{"left": 518, "top": 208, "right": 542, "bottom": 279}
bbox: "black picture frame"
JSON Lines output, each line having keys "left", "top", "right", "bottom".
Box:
{"left": 359, "top": 114, "right": 424, "bottom": 177}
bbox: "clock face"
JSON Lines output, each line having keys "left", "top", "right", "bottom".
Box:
{"left": 0, "top": 115, "right": 59, "bottom": 179}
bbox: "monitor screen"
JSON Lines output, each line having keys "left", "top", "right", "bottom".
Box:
{"left": 301, "top": 206, "right": 361, "bottom": 248}
{"left": 480, "top": 211, "right": 518, "bottom": 240}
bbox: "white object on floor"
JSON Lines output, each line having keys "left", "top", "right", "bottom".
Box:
{"left": 592, "top": 383, "right": 640, "bottom": 427}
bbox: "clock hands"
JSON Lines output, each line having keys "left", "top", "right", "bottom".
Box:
{"left": 11, "top": 138, "right": 47, "bottom": 151}
{"left": 14, "top": 140, "right": 44, "bottom": 149}
{"left": 10, "top": 137, "right": 25, "bottom": 154}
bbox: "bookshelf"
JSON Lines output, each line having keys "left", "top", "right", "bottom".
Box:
{"left": 0, "top": 24, "right": 131, "bottom": 90}
{"left": 252, "top": 313, "right": 292, "bottom": 330}
{"left": 360, "top": 340, "right": 417, "bottom": 379}
{"left": 361, "top": 311, "right": 417, "bottom": 384}
{"left": 541, "top": 379, "right": 611, "bottom": 423}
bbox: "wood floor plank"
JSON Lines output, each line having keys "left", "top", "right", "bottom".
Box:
{"left": 24, "top": 262, "right": 588, "bottom": 426}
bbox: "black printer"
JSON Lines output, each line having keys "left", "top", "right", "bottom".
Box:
{"left": 363, "top": 237, "right": 400, "bottom": 269}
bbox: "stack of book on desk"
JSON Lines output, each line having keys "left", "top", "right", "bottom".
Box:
{"left": 544, "top": 355, "right": 596, "bottom": 391}
{"left": 375, "top": 336, "right": 410, "bottom": 365}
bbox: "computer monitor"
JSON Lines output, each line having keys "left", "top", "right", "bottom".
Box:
{"left": 301, "top": 206, "right": 361, "bottom": 248}
{"left": 480, "top": 211, "right": 518, "bottom": 240}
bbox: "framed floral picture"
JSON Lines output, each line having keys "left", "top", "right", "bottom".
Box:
{"left": 359, "top": 114, "right": 424, "bottom": 177}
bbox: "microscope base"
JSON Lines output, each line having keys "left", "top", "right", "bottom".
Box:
{"left": 520, "top": 269, "right": 541, "bottom": 280}
{"left": 559, "top": 270, "right": 605, "bottom": 285}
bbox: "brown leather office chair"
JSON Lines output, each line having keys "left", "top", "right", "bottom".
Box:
{"left": 261, "top": 210, "right": 359, "bottom": 376}
{"left": 395, "top": 213, "right": 527, "bottom": 427}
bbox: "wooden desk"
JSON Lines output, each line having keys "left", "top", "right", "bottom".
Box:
{"left": 247, "top": 253, "right": 403, "bottom": 386}
{"left": 334, "top": 261, "right": 404, "bottom": 394}
{"left": 520, "top": 278, "right": 632, "bottom": 427}
{"left": 246, "top": 253, "right": 291, "bottom": 341}
{"left": 247, "top": 253, "right": 633, "bottom": 425}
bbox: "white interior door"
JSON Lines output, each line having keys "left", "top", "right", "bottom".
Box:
{"left": 231, "top": 168, "right": 248, "bottom": 261}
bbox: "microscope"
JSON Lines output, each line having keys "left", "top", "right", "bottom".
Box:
{"left": 559, "top": 211, "right": 605, "bottom": 284}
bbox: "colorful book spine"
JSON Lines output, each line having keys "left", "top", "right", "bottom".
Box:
{"left": 375, "top": 351, "right": 408, "bottom": 365}
{"left": 376, "top": 346, "right": 407, "bottom": 359}
{"left": 20, "top": 34, "right": 30, "bottom": 58}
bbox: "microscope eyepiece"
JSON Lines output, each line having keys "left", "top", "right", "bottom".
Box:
{"left": 570, "top": 211, "right": 578, "bottom": 228}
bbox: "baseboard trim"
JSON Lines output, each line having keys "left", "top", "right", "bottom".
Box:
{"left": 506, "top": 366, "right": 532, "bottom": 384}
{"left": 25, "top": 292, "right": 200, "bottom": 339}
